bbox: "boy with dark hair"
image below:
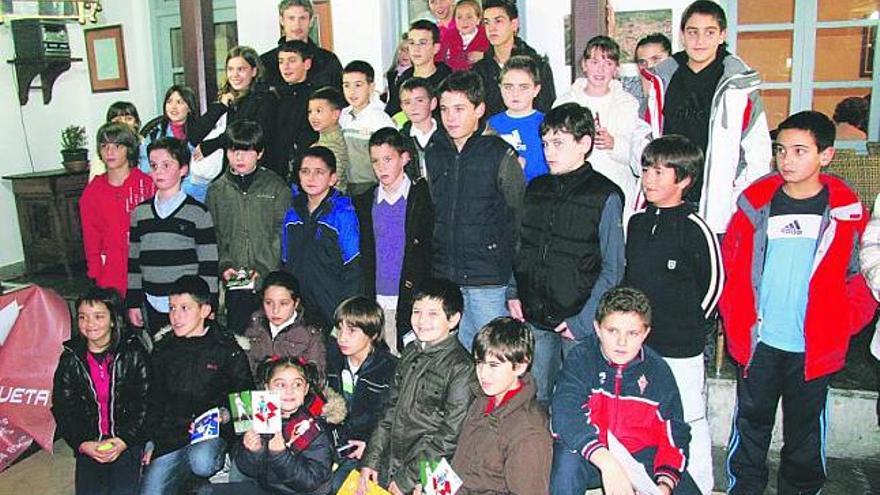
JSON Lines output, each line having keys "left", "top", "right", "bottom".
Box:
{"left": 308, "top": 86, "right": 351, "bottom": 191}
{"left": 282, "top": 145, "right": 362, "bottom": 330}
{"left": 385, "top": 19, "right": 452, "bottom": 118}
{"left": 427, "top": 70, "right": 525, "bottom": 351}
{"left": 644, "top": 0, "right": 771, "bottom": 234}
{"left": 360, "top": 277, "right": 476, "bottom": 495}
{"left": 473, "top": 0, "right": 555, "bottom": 115}
{"left": 507, "top": 102, "right": 624, "bottom": 404}
{"left": 261, "top": 0, "right": 342, "bottom": 91}
{"left": 488, "top": 55, "right": 549, "bottom": 184}
{"left": 139, "top": 275, "right": 254, "bottom": 494}
{"left": 556, "top": 35, "right": 641, "bottom": 212}
{"left": 81, "top": 122, "right": 155, "bottom": 298}
{"left": 206, "top": 120, "right": 291, "bottom": 335}
{"left": 264, "top": 39, "right": 319, "bottom": 181}
{"left": 551, "top": 286, "right": 698, "bottom": 495}
{"left": 341, "top": 61, "right": 397, "bottom": 196}
{"left": 624, "top": 134, "right": 722, "bottom": 494}
{"left": 398, "top": 77, "right": 438, "bottom": 180}
{"left": 721, "top": 111, "right": 877, "bottom": 494}
{"left": 326, "top": 296, "right": 398, "bottom": 491}
{"left": 353, "top": 128, "right": 434, "bottom": 355}
{"left": 127, "top": 137, "right": 218, "bottom": 335}
{"left": 451, "top": 317, "right": 552, "bottom": 495}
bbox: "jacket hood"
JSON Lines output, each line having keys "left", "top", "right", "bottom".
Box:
{"left": 739, "top": 172, "right": 864, "bottom": 222}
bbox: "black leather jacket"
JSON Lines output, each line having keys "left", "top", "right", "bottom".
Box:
{"left": 52, "top": 331, "right": 150, "bottom": 453}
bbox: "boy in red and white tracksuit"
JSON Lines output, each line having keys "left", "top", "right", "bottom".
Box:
{"left": 720, "top": 111, "right": 877, "bottom": 494}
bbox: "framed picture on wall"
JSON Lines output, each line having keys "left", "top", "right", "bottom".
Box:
{"left": 84, "top": 24, "right": 129, "bottom": 92}
{"left": 861, "top": 25, "right": 875, "bottom": 78}
{"left": 612, "top": 9, "right": 673, "bottom": 62}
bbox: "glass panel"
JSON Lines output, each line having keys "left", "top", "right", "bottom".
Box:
{"left": 814, "top": 27, "right": 873, "bottom": 81}
{"left": 170, "top": 27, "right": 182, "bottom": 69}
{"left": 760, "top": 89, "right": 790, "bottom": 131}
{"left": 818, "top": 0, "right": 879, "bottom": 22}
{"left": 737, "top": 31, "right": 793, "bottom": 82}
{"left": 738, "top": 0, "right": 794, "bottom": 24}
{"left": 215, "top": 21, "right": 238, "bottom": 90}
{"left": 813, "top": 88, "right": 871, "bottom": 136}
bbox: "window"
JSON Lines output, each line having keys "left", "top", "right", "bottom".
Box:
{"left": 730, "top": 0, "right": 879, "bottom": 140}
{"left": 149, "top": 0, "right": 237, "bottom": 114}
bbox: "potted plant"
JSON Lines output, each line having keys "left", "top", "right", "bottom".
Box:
{"left": 60, "top": 125, "right": 89, "bottom": 172}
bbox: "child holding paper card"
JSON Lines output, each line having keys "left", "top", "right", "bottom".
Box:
{"left": 233, "top": 356, "right": 339, "bottom": 495}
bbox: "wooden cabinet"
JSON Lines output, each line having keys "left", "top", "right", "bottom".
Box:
{"left": 3, "top": 168, "right": 88, "bottom": 278}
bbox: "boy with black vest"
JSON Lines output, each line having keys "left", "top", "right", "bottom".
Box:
{"left": 425, "top": 70, "right": 525, "bottom": 352}
{"left": 507, "top": 102, "right": 625, "bottom": 405}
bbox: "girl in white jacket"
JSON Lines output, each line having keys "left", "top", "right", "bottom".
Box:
{"left": 555, "top": 36, "right": 640, "bottom": 215}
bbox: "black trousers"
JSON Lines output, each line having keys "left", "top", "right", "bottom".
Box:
{"left": 75, "top": 445, "right": 142, "bottom": 495}
{"left": 726, "top": 342, "right": 832, "bottom": 495}
{"left": 225, "top": 289, "right": 259, "bottom": 336}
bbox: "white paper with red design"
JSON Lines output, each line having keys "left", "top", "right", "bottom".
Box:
{"left": 251, "top": 391, "right": 282, "bottom": 434}
{"left": 423, "top": 458, "right": 462, "bottom": 495}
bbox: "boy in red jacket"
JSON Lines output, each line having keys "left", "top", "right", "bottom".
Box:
{"left": 80, "top": 122, "right": 155, "bottom": 297}
{"left": 720, "top": 111, "right": 877, "bottom": 494}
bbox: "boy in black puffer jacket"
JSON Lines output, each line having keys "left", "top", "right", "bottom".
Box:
{"left": 139, "top": 276, "right": 254, "bottom": 495}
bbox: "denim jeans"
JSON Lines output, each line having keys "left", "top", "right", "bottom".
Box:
{"left": 531, "top": 324, "right": 578, "bottom": 405}
{"left": 457, "top": 285, "right": 509, "bottom": 351}
{"left": 139, "top": 438, "right": 226, "bottom": 495}
{"left": 550, "top": 439, "right": 700, "bottom": 495}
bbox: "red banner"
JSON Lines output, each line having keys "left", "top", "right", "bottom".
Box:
{"left": 0, "top": 285, "right": 71, "bottom": 472}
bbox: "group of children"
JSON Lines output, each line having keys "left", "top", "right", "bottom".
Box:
{"left": 52, "top": 0, "right": 880, "bottom": 494}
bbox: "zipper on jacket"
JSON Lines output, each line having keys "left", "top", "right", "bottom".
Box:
{"left": 109, "top": 353, "right": 119, "bottom": 438}
{"left": 75, "top": 356, "right": 104, "bottom": 441}
{"left": 611, "top": 364, "right": 624, "bottom": 433}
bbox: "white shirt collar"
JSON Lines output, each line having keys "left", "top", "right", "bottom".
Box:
{"left": 376, "top": 175, "right": 411, "bottom": 206}
{"left": 269, "top": 310, "right": 298, "bottom": 339}
{"left": 409, "top": 119, "right": 438, "bottom": 148}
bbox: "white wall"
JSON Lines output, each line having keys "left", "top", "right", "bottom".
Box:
{"left": 523, "top": 0, "right": 570, "bottom": 98}
{"left": 0, "top": 0, "right": 157, "bottom": 272}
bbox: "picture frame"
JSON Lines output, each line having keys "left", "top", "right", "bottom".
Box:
{"left": 860, "top": 25, "right": 875, "bottom": 78}
{"left": 84, "top": 24, "right": 128, "bottom": 92}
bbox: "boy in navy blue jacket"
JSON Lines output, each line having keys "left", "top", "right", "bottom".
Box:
{"left": 281, "top": 146, "right": 362, "bottom": 329}
{"left": 325, "top": 296, "right": 398, "bottom": 491}
{"left": 551, "top": 287, "right": 698, "bottom": 495}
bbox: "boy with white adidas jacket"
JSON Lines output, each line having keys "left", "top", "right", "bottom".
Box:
{"left": 555, "top": 35, "right": 640, "bottom": 213}
{"left": 642, "top": 1, "right": 771, "bottom": 234}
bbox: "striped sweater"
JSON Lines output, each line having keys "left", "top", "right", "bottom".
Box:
{"left": 126, "top": 195, "right": 219, "bottom": 309}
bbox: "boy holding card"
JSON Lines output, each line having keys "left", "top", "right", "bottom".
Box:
{"left": 451, "top": 317, "right": 552, "bottom": 495}
{"left": 360, "top": 278, "right": 477, "bottom": 495}
{"left": 139, "top": 275, "right": 253, "bottom": 495}
{"left": 326, "top": 296, "right": 399, "bottom": 491}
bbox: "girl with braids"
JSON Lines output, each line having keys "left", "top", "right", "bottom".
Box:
{"left": 231, "top": 356, "right": 344, "bottom": 495}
